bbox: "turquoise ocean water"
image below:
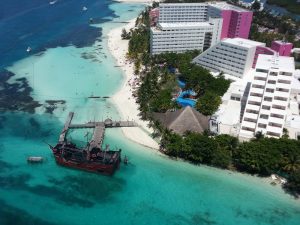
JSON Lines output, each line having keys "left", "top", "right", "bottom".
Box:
{"left": 1, "top": 1, "right": 300, "bottom": 225}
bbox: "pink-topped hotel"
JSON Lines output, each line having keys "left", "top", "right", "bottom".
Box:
{"left": 208, "top": 2, "right": 253, "bottom": 39}
{"left": 150, "top": 1, "right": 253, "bottom": 54}
{"left": 271, "top": 40, "right": 293, "bottom": 56}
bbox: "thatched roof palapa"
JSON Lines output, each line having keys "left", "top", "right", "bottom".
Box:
{"left": 153, "top": 106, "right": 209, "bottom": 135}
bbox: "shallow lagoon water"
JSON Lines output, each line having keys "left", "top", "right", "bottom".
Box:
{"left": 1, "top": 1, "right": 300, "bottom": 225}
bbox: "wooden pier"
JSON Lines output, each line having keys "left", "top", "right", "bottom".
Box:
{"left": 59, "top": 112, "right": 74, "bottom": 143}
{"left": 59, "top": 112, "right": 137, "bottom": 151}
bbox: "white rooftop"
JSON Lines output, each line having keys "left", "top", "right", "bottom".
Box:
{"left": 160, "top": 3, "right": 207, "bottom": 7}
{"left": 286, "top": 115, "right": 300, "bottom": 129}
{"left": 291, "top": 77, "right": 300, "bottom": 93}
{"left": 158, "top": 22, "right": 212, "bottom": 28}
{"left": 159, "top": 2, "right": 249, "bottom": 12}
{"left": 256, "top": 54, "right": 295, "bottom": 72}
{"left": 272, "top": 40, "right": 293, "bottom": 45}
{"left": 222, "top": 38, "right": 265, "bottom": 49}
{"left": 215, "top": 100, "right": 241, "bottom": 126}
{"left": 208, "top": 1, "right": 249, "bottom": 12}
{"left": 294, "top": 69, "right": 300, "bottom": 79}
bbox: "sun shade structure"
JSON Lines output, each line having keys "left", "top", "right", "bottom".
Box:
{"left": 153, "top": 106, "right": 209, "bottom": 135}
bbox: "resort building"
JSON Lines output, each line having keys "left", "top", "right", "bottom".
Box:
{"left": 285, "top": 70, "right": 300, "bottom": 139}
{"left": 239, "top": 54, "right": 295, "bottom": 140}
{"left": 208, "top": 2, "right": 253, "bottom": 39}
{"left": 271, "top": 40, "right": 293, "bottom": 57}
{"left": 150, "top": 2, "right": 252, "bottom": 54}
{"left": 252, "top": 46, "right": 276, "bottom": 68}
{"left": 252, "top": 40, "right": 293, "bottom": 68}
{"left": 193, "top": 38, "right": 265, "bottom": 78}
{"left": 150, "top": 18, "right": 223, "bottom": 54}
{"left": 158, "top": 3, "right": 209, "bottom": 23}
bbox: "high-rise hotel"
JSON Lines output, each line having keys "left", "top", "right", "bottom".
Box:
{"left": 239, "top": 54, "right": 295, "bottom": 140}
{"left": 150, "top": 2, "right": 253, "bottom": 55}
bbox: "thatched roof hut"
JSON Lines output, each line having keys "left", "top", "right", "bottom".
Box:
{"left": 153, "top": 106, "right": 209, "bottom": 135}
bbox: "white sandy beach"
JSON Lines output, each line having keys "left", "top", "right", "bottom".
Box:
{"left": 108, "top": 18, "right": 159, "bottom": 150}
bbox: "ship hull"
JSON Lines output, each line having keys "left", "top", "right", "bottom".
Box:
{"left": 53, "top": 155, "right": 120, "bottom": 176}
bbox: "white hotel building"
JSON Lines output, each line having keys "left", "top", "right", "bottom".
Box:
{"left": 150, "top": 3, "right": 223, "bottom": 54}
{"left": 193, "top": 38, "right": 265, "bottom": 78}
{"left": 150, "top": 18, "right": 222, "bottom": 55}
{"left": 158, "top": 3, "right": 209, "bottom": 23}
{"left": 150, "top": 2, "right": 253, "bottom": 55}
{"left": 239, "top": 54, "right": 295, "bottom": 140}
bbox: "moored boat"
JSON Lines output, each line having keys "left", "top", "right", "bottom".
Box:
{"left": 27, "top": 156, "right": 43, "bottom": 163}
{"left": 48, "top": 112, "right": 137, "bottom": 175}
{"left": 50, "top": 143, "right": 121, "bottom": 175}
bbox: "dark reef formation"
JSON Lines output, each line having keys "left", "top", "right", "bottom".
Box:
{"left": 0, "top": 70, "right": 42, "bottom": 113}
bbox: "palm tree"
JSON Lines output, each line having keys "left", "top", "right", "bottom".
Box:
{"left": 283, "top": 154, "right": 300, "bottom": 173}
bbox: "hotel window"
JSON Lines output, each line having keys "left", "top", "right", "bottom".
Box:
{"left": 260, "top": 114, "right": 269, "bottom": 119}
{"left": 256, "top": 69, "right": 268, "bottom": 73}
{"left": 258, "top": 123, "right": 267, "bottom": 128}
{"left": 279, "top": 72, "right": 292, "bottom": 76}
{"left": 266, "top": 88, "right": 274, "bottom": 93}
{"left": 242, "top": 126, "right": 255, "bottom": 132}
{"left": 274, "top": 96, "right": 287, "bottom": 101}
{"left": 263, "top": 97, "right": 272, "bottom": 102}
{"left": 268, "top": 122, "right": 282, "bottom": 128}
{"left": 272, "top": 105, "right": 286, "bottom": 110}
{"left": 270, "top": 113, "right": 284, "bottom": 119}
{"left": 266, "top": 131, "right": 281, "bottom": 137}
{"left": 276, "top": 88, "right": 289, "bottom": 93}
{"left": 261, "top": 105, "right": 271, "bottom": 110}
{"left": 254, "top": 76, "right": 266, "bottom": 81}
{"left": 267, "top": 80, "right": 276, "bottom": 84}
{"left": 269, "top": 72, "right": 278, "bottom": 76}
{"left": 278, "top": 79, "right": 291, "bottom": 84}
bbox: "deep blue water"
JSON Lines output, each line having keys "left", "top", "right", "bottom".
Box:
{"left": 0, "top": 0, "right": 115, "bottom": 68}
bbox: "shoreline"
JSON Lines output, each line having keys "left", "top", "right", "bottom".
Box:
{"left": 107, "top": 18, "right": 159, "bottom": 150}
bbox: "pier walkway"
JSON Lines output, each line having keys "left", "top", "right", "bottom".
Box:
{"left": 58, "top": 112, "right": 137, "bottom": 151}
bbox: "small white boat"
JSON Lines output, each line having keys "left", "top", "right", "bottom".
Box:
{"left": 27, "top": 156, "right": 44, "bottom": 163}
{"left": 82, "top": 6, "right": 88, "bottom": 11}
{"left": 49, "top": 1, "right": 57, "bottom": 5}
{"left": 26, "top": 47, "right": 31, "bottom": 52}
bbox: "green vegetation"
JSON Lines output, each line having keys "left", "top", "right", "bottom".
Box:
{"left": 161, "top": 131, "right": 300, "bottom": 197}
{"left": 251, "top": 0, "right": 261, "bottom": 11}
{"left": 267, "top": 0, "right": 300, "bottom": 14}
{"left": 121, "top": 28, "right": 131, "bottom": 40}
{"left": 249, "top": 9, "right": 300, "bottom": 47}
{"left": 136, "top": 51, "right": 230, "bottom": 118}
{"left": 196, "top": 92, "right": 222, "bottom": 116}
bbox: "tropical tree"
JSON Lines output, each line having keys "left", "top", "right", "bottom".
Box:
{"left": 251, "top": 0, "right": 261, "bottom": 12}
{"left": 196, "top": 92, "right": 221, "bottom": 116}
{"left": 283, "top": 153, "right": 300, "bottom": 173}
{"left": 283, "top": 170, "right": 300, "bottom": 197}
{"left": 282, "top": 128, "right": 289, "bottom": 139}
